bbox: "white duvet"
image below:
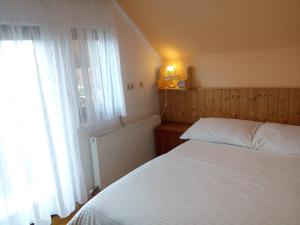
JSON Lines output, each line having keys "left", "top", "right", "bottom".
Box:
{"left": 68, "top": 140, "right": 300, "bottom": 225}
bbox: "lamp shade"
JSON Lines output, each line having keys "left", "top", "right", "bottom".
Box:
{"left": 163, "top": 64, "right": 179, "bottom": 80}
{"left": 157, "top": 64, "right": 192, "bottom": 90}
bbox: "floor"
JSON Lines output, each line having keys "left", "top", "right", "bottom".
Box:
{"left": 51, "top": 205, "right": 83, "bottom": 225}
{"left": 51, "top": 188, "right": 99, "bottom": 225}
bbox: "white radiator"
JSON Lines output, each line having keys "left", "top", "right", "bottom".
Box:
{"left": 90, "top": 115, "right": 161, "bottom": 190}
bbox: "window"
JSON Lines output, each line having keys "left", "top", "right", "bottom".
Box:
{"left": 0, "top": 35, "right": 59, "bottom": 222}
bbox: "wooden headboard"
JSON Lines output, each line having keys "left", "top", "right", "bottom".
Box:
{"left": 159, "top": 88, "right": 300, "bottom": 125}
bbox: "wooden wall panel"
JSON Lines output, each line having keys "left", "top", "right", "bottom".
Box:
{"left": 221, "top": 89, "right": 230, "bottom": 118}
{"left": 230, "top": 89, "right": 239, "bottom": 119}
{"left": 159, "top": 88, "right": 300, "bottom": 125}
{"left": 205, "top": 89, "right": 214, "bottom": 117}
{"left": 198, "top": 89, "right": 206, "bottom": 118}
{"left": 238, "top": 89, "right": 248, "bottom": 120}
{"left": 177, "top": 91, "right": 185, "bottom": 122}
{"left": 257, "top": 89, "right": 268, "bottom": 122}
{"left": 165, "top": 90, "right": 174, "bottom": 121}
{"left": 288, "top": 89, "right": 300, "bottom": 125}
{"left": 213, "top": 89, "right": 222, "bottom": 117}
{"left": 248, "top": 89, "right": 258, "bottom": 121}
{"left": 191, "top": 90, "right": 199, "bottom": 122}
{"left": 278, "top": 89, "right": 289, "bottom": 124}
{"left": 267, "top": 89, "right": 279, "bottom": 122}
{"left": 183, "top": 90, "right": 198, "bottom": 123}
{"left": 159, "top": 90, "right": 165, "bottom": 115}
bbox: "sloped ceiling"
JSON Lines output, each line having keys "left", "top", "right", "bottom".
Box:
{"left": 117, "top": 0, "right": 300, "bottom": 59}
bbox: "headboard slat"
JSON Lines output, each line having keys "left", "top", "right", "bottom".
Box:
{"left": 159, "top": 88, "right": 300, "bottom": 125}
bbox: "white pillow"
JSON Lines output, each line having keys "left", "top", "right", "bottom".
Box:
{"left": 180, "top": 118, "right": 263, "bottom": 148}
{"left": 252, "top": 122, "right": 300, "bottom": 154}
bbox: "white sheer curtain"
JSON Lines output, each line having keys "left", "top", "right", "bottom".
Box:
{"left": 0, "top": 0, "right": 126, "bottom": 224}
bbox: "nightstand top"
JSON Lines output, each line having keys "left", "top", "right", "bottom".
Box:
{"left": 155, "top": 122, "right": 192, "bottom": 134}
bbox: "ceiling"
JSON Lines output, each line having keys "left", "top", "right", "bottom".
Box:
{"left": 117, "top": 0, "right": 300, "bottom": 59}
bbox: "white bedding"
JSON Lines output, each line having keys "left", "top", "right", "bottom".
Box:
{"left": 68, "top": 140, "right": 300, "bottom": 225}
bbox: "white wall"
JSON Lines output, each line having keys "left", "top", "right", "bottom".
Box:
{"left": 78, "top": 3, "right": 161, "bottom": 190}
{"left": 113, "top": 3, "right": 161, "bottom": 123}
{"left": 164, "top": 47, "right": 300, "bottom": 88}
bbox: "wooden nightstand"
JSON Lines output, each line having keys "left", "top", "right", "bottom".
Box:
{"left": 154, "top": 122, "right": 191, "bottom": 156}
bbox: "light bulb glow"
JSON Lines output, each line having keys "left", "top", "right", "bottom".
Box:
{"left": 166, "top": 65, "right": 175, "bottom": 72}
{"left": 164, "top": 64, "right": 177, "bottom": 80}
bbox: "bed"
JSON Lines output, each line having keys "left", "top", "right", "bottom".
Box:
{"left": 68, "top": 121, "right": 300, "bottom": 225}
{"left": 68, "top": 87, "right": 300, "bottom": 225}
